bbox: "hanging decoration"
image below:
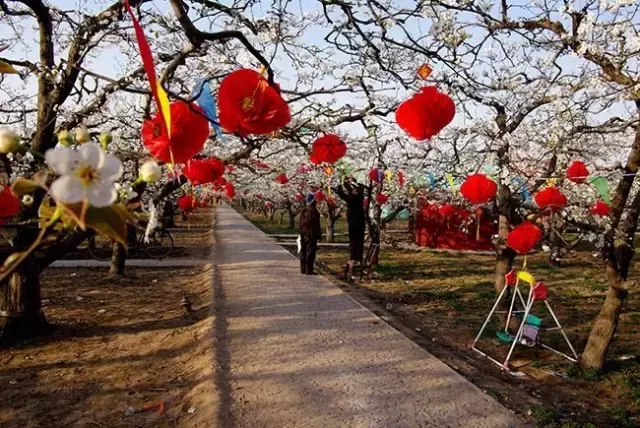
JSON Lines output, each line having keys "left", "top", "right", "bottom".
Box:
{"left": 590, "top": 176, "right": 610, "bottom": 203}
{"left": 0, "top": 185, "right": 20, "bottom": 223}
{"left": 224, "top": 181, "right": 236, "bottom": 199}
{"left": 183, "top": 157, "right": 225, "bottom": 185}
{"left": 445, "top": 173, "right": 458, "bottom": 195}
{"left": 417, "top": 63, "right": 433, "bottom": 80}
{"left": 507, "top": 222, "right": 543, "bottom": 255}
{"left": 590, "top": 200, "right": 610, "bottom": 217}
{"left": 315, "top": 190, "right": 326, "bottom": 201}
{"left": 294, "top": 193, "right": 304, "bottom": 203}
{"left": 395, "top": 86, "right": 455, "bottom": 141}
{"left": 309, "top": 134, "right": 347, "bottom": 164}
{"left": 141, "top": 101, "right": 209, "bottom": 164}
{"left": 274, "top": 173, "right": 289, "bottom": 185}
{"left": 460, "top": 174, "right": 497, "bottom": 205}
{"left": 368, "top": 168, "right": 384, "bottom": 183}
{"left": 512, "top": 177, "right": 531, "bottom": 202}
{"left": 534, "top": 186, "right": 567, "bottom": 214}
{"left": 253, "top": 159, "right": 271, "bottom": 169}
{"left": 375, "top": 193, "right": 389, "bottom": 205}
{"left": 192, "top": 78, "right": 223, "bottom": 141}
{"left": 439, "top": 204, "right": 456, "bottom": 219}
{"left": 426, "top": 172, "right": 437, "bottom": 189}
{"left": 566, "top": 160, "right": 589, "bottom": 184}
{"left": 218, "top": 69, "right": 290, "bottom": 137}
{"left": 178, "top": 194, "right": 198, "bottom": 213}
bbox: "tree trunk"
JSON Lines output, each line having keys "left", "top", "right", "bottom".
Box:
{"left": 110, "top": 242, "right": 126, "bottom": 277}
{"left": 279, "top": 210, "right": 286, "bottom": 225}
{"left": 0, "top": 258, "right": 48, "bottom": 343}
{"left": 326, "top": 219, "right": 336, "bottom": 243}
{"left": 494, "top": 183, "right": 514, "bottom": 294}
{"left": 288, "top": 209, "right": 296, "bottom": 229}
{"left": 162, "top": 201, "right": 176, "bottom": 228}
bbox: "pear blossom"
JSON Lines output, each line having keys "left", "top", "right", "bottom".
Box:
{"left": 74, "top": 127, "right": 91, "bottom": 144}
{"left": 45, "top": 143, "right": 122, "bottom": 208}
{"left": 0, "top": 128, "right": 19, "bottom": 154}
{"left": 144, "top": 200, "right": 158, "bottom": 243}
{"left": 139, "top": 160, "right": 162, "bottom": 183}
{"left": 57, "top": 130, "right": 73, "bottom": 147}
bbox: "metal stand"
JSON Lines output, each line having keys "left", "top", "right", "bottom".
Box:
{"left": 471, "top": 270, "right": 579, "bottom": 371}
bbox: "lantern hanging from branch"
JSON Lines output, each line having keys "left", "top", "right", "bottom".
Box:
{"left": 507, "top": 222, "right": 542, "bottom": 254}
{"left": 0, "top": 185, "right": 20, "bottom": 223}
{"left": 534, "top": 186, "right": 567, "bottom": 214}
{"left": 395, "top": 86, "right": 455, "bottom": 141}
{"left": 310, "top": 134, "right": 347, "bottom": 164}
{"left": 460, "top": 174, "right": 497, "bottom": 205}
{"left": 178, "top": 194, "right": 198, "bottom": 213}
{"left": 183, "top": 157, "right": 225, "bottom": 185}
{"left": 274, "top": 173, "right": 289, "bottom": 185}
{"left": 224, "top": 181, "right": 236, "bottom": 199}
{"left": 590, "top": 200, "right": 610, "bottom": 217}
{"left": 368, "top": 168, "right": 384, "bottom": 183}
{"left": 566, "top": 160, "right": 589, "bottom": 184}
{"left": 375, "top": 193, "right": 389, "bottom": 205}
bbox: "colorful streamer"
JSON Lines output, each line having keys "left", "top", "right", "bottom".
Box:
{"left": 192, "top": 78, "right": 223, "bottom": 141}
{"left": 591, "top": 176, "right": 610, "bottom": 203}
{"left": 445, "top": 173, "right": 457, "bottom": 194}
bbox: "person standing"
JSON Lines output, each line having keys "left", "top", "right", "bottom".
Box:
{"left": 299, "top": 193, "right": 322, "bottom": 275}
{"left": 335, "top": 178, "right": 366, "bottom": 265}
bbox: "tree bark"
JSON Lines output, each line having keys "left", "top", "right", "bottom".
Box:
{"left": 494, "top": 182, "right": 514, "bottom": 294}
{"left": 109, "top": 242, "right": 126, "bottom": 277}
{"left": 326, "top": 219, "right": 336, "bottom": 243}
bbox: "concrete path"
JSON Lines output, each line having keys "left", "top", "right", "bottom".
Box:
{"left": 211, "top": 204, "right": 522, "bottom": 427}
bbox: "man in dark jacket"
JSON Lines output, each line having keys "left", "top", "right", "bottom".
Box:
{"left": 299, "top": 193, "right": 322, "bottom": 275}
{"left": 335, "top": 178, "right": 366, "bottom": 264}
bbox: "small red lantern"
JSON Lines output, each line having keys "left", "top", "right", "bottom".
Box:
{"left": 310, "top": 134, "right": 347, "bottom": 165}
{"left": 368, "top": 168, "right": 383, "bottom": 183}
{"left": 566, "top": 161, "right": 589, "bottom": 184}
{"left": 395, "top": 86, "right": 455, "bottom": 141}
{"left": 535, "top": 186, "right": 567, "bottom": 214}
{"left": 507, "top": 222, "right": 542, "bottom": 255}
{"left": 141, "top": 100, "right": 209, "bottom": 164}
{"left": 274, "top": 173, "right": 289, "bottom": 185}
{"left": 224, "top": 181, "right": 236, "bottom": 199}
{"left": 375, "top": 193, "right": 389, "bottom": 205}
{"left": 315, "top": 190, "right": 326, "bottom": 201}
{"left": 0, "top": 185, "right": 20, "bottom": 223}
{"left": 590, "top": 200, "right": 610, "bottom": 217}
{"left": 439, "top": 204, "right": 456, "bottom": 219}
{"left": 218, "top": 69, "right": 290, "bottom": 137}
{"left": 253, "top": 159, "right": 271, "bottom": 169}
{"left": 460, "top": 174, "right": 497, "bottom": 205}
{"left": 178, "top": 194, "right": 197, "bottom": 213}
{"left": 183, "top": 157, "right": 225, "bottom": 185}
{"left": 294, "top": 193, "right": 304, "bottom": 203}
{"left": 398, "top": 171, "right": 405, "bottom": 187}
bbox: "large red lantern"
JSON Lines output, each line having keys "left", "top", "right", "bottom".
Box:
{"left": 274, "top": 173, "right": 289, "bottom": 185}
{"left": 218, "top": 69, "right": 290, "bottom": 137}
{"left": 375, "top": 193, "right": 389, "bottom": 205}
{"left": 535, "top": 186, "right": 567, "bottom": 214}
{"left": 590, "top": 200, "right": 610, "bottom": 217}
{"left": 183, "top": 157, "right": 225, "bottom": 185}
{"left": 177, "top": 194, "right": 198, "bottom": 213}
{"left": 460, "top": 174, "right": 497, "bottom": 205}
{"left": 566, "top": 161, "right": 589, "bottom": 184}
{"left": 142, "top": 101, "right": 209, "bottom": 164}
{"left": 224, "top": 181, "right": 236, "bottom": 199}
{"left": 507, "top": 222, "right": 542, "bottom": 255}
{"left": 395, "top": 86, "right": 455, "bottom": 141}
{"left": 0, "top": 185, "right": 20, "bottom": 224}
{"left": 310, "top": 134, "right": 347, "bottom": 165}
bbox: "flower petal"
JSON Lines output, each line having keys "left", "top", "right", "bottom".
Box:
{"left": 86, "top": 182, "right": 116, "bottom": 208}
{"left": 45, "top": 147, "right": 79, "bottom": 175}
{"left": 77, "top": 143, "right": 105, "bottom": 169}
{"left": 50, "top": 175, "right": 84, "bottom": 204}
{"left": 100, "top": 154, "right": 123, "bottom": 182}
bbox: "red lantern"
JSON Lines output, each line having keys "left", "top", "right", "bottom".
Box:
{"left": 141, "top": 100, "right": 209, "bottom": 164}
{"left": 309, "top": 134, "right": 347, "bottom": 164}
{"left": 507, "top": 222, "right": 542, "bottom": 255}
{"left": 294, "top": 193, "right": 304, "bottom": 203}
{"left": 315, "top": 190, "right": 326, "bottom": 201}
{"left": 183, "top": 157, "right": 225, "bottom": 185}
{"left": 460, "top": 174, "right": 497, "bottom": 205}
{"left": 439, "top": 204, "right": 456, "bottom": 219}
{"left": 566, "top": 161, "right": 589, "bottom": 184}
{"left": 398, "top": 171, "right": 405, "bottom": 187}
{"left": 177, "top": 194, "right": 197, "bottom": 213}
{"left": 264, "top": 201, "right": 274, "bottom": 209}
{"left": 590, "top": 200, "right": 610, "bottom": 217}
{"left": 274, "top": 173, "right": 289, "bottom": 185}
{"left": 253, "top": 159, "right": 271, "bottom": 169}
{"left": 218, "top": 69, "right": 290, "bottom": 137}
{"left": 395, "top": 86, "right": 455, "bottom": 141}
{"left": 212, "top": 176, "right": 227, "bottom": 191}
{"left": 224, "top": 181, "right": 236, "bottom": 199}
{"left": 535, "top": 186, "right": 567, "bottom": 214}
{"left": 0, "top": 185, "right": 20, "bottom": 223}
{"left": 368, "top": 168, "right": 383, "bottom": 183}
{"left": 375, "top": 193, "right": 389, "bottom": 205}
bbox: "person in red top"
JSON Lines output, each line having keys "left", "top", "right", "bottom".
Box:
{"left": 299, "top": 193, "right": 322, "bottom": 275}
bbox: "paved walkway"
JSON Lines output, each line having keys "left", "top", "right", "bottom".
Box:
{"left": 211, "top": 204, "right": 522, "bottom": 427}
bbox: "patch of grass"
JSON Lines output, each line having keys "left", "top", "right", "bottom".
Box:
{"left": 566, "top": 364, "right": 600, "bottom": 381}
{"left": 531, "top": 405, "right": 558, "bottom": 427}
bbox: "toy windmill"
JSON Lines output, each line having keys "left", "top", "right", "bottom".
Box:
{"left": 472, "top": 269, "right": 579, "bottom": 371}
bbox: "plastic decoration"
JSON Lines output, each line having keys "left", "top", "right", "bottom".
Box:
{"left": 395, "top": 86, "right": 455, "bottom": 141}
{"left": 310, "top": 134, "right": 347, "bottom": 164}
{"left": 417, "top": 64, "right": 432, "bottom": 80}
{"left": 534, "top": 186, "right": 567, "bottom": 214}
{"left": 294, "top": 193, "right": 304, "bottom": 203}
{"left": 224, "top": 181, "right": 236, "bottom": 199}
{"left": 192, "top": 78, "right": 223, "bottom": 140}
{"left": 505, "top": 269, "right": 517, "bottom": 286}
{"left": 183, "top": 157, "right": 225, "bottom": 185}
{"left": 591, "top": 176, "right": 610, "bottom": 203}
{"left": 218, "top": 69, "right": 290, "bottom": 137}
{"left": 590, "top": 200, "right": 610, "bottom": 217}
{"left": 532, "top": 282, "right": 548, "bottom": 301}
{"left": 506, "top": 222, "right": 542, "bottom": 255}
{"left": 566, "top": 160, "right": 589, "bottom": 184}
{"left": 375, "top": 193, "right": 389, "bottom": 205}
{"left": 141, "top": 101, "right": 209, "bottom": 164}
{"left": 0, "top": 185, "right": 20, "bottom": 223}
{"left": 460, "top": 174, "right": 497, "bottom": 205}
{"left": 274, "top": 173, "right": 289, "bottom": 185}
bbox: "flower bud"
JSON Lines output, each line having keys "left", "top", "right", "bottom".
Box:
{"left": 99, "top": 132, "right": 113, "bottom": 150}
{"left": 74, "top": 127, "right": 90, "bottom": 144}
{"left": 57, "top": 130, "right": 73, "bottom": 147}
{"left": 22, "top": 195, "right": 33, "bottom": 206}
{"left": 139, "top": 160, "right": 162, "bottom": 183}
{"left": 0, "top": 128, "right": 20, "bottom": 154}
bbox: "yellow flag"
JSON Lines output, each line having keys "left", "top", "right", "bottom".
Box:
{"left": 545, "top": 177, "right": 557, "bottom": 187}
{"left": 0, "top": 60, "right": 18, "bottom": 74}
{"left": 445, "top": 173, "right": 457, "bottom": 194}
{"left": 156, "top": 81, "right": 171, "bottom": 138}
{"left": 517, "top": 271, "right": 535, "bottom": 286}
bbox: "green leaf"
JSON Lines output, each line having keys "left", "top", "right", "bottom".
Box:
{"left": 11, "top": 178, "right": 42, "bottom": 196}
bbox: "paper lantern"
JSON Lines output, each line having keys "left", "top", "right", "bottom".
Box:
{"left": 315, "top": 190, "right": 326, "bottom": 201}
{"left": 439, "top": 204, "right": 456, "bottom": 219}
{"left": 224, "top": 181, "right": 236, "bottom": 199}
{"left": 177, "top": 194, "right": 197, "bottom": 212}
{"left": 0, "top": 185, "right": 20, "bottom": 223}
{"left": 183, "top": 157, "right": 225, "bottom": 185}
{"left": 460, "top": 174, "right": 497, "bottom": 205}
{"left": 535, "top": 186, "right": 567, "bottom": 214}
{"left": 567, "top": 161, "right": 589, "bottom": 184}
{"left": 507, "top": 222, "right": 542, "bottom": 255}
{"left": 369, "top": 168, "right": 384, "bottom": 183}
{"left": 294, "top": 193, "right": 304, "bottom": 203}
{"left": 375, "top": 193, "right": 389, "bottom": 205}
{"left": 395, "top": 86, "right": 455, "bottom": 141}
{"left": 274, "top": 173, "right": 289, "bottom": 185}
{"left": 590, "top": 200, "right": 610, "bottom": 217}
{"left": 253, "top": 159, "right": 270, "bottom": 169}
{"left": 213, "top": 176, "right": 227, "bottom": 191}
{"left": 141, "top": 101, "right": 209, "bottom": 164}
{"left": 218, "top": 69, "right": 290, "bottom": 137}
{"left": 310, "top": 134, "right": 347, "bottom": 164}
